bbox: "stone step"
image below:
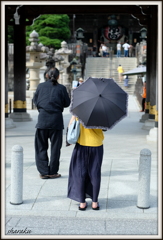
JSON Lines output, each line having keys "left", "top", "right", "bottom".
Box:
{"left": 86, "top": 64, "right": 137, "bottom": 68}
{"left": 86, "top": 59, "right": 137, "bottom": 65}
{"left": 84, "top": 57, "right": 137, "bottom": 95}
{"left": 86, "top": 56, "right": 136, "bottom": 60}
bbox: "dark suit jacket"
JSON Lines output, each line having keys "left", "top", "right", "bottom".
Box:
{"left": 33, "top": 80, "right": 70, "bottom": 130}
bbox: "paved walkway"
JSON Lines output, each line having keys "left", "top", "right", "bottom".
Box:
{"left": 3, "top": 95, "right": 159, "bottom": 237}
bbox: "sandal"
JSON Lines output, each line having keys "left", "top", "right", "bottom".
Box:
{"left": 92, "top": 202, "right": 100, "bottom": 210}
{"left": 48, "top": 173, "right": 61, "bottom": 179}
{"left": 79, "top": 202, "right": 87, "bottom": 211}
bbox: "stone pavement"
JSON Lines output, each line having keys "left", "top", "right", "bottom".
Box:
{"left": 3, "top": 95, "right": 160, "bottom": 238}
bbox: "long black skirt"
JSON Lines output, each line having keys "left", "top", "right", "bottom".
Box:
{"left": 67, "top": 143, "right": 103, "bottom": 203}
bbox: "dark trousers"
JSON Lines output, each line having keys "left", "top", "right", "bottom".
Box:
{"left": 35, "top": 128, "right": 63, "bottom": 175}
{"left": 68, "top": 143, "right": 103, "bottom": 203}
{"left": 124, "top": 50, "right": 129, "bottom": 57}
{"left": 142, "top": 98, "right": 146, "bottom": 111}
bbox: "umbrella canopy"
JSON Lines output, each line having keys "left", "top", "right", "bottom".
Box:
{"left": 70, "top": 77, "right": 128, "bottom": 129}
{"left": 122, "top": 66, "right": 146, "bottom": 76}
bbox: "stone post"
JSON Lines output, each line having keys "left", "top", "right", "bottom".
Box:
{"left": 137, "top": 149, "right": 151, "bottom": 209}
{"left": 43, "top": 48, "right": 65, "bottom": 84}
{"left": 53, "top": 55, "right": 64, "bottom": 84}
{"left": 26, "top": 31, "right": 48, "bottom": 109}
{"left": 26, "top": 31, "right": 49, "bottom": 91}
{"left": 10, "top": 145, "right": 23, "bottom": 205}
{"left": 39, "top": 64, "right": 47, "bottom": 83}
{"left": 55, "top": 41, "right": 72, "bottom": 90}
{"left": 75, "top": 40, "right": 83, "bottom": 79}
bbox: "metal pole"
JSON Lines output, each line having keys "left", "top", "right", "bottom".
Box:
{"left": 10, "top": 145, "right": 23, "bottom": 205}
{"left": 9, "top": 99, "right": 12, "bottom": 113}
{"left": 32, "top": 98, "right": 33, "bottom": 110}
{"left": 110, "top": 47, "right": 112, "bottom": 78}
{"left": 73, "top": 14, "right": 76, "bottom": 42}
{"left": 74, "top": 73, "right": 76, "bottom": 81}
{"left": 137, "top": 148, "right": 151, "bottom": 209}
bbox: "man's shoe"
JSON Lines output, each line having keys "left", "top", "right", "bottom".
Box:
{"left": 40, "top": 175, "right": 49, "bottom": 179}
{"left": 48, "top": 173, "right": 61, "bottom": 179}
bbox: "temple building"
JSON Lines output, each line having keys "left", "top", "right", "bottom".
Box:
{"left": 68, "top": 13, "right": 143, "bottom": 53}
{"left": 3, "top": 3, "right": 160, "bottom": 142}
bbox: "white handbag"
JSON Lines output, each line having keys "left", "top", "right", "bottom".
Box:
{"left": 67, "top": 119, "right": 80, "bottom": 144}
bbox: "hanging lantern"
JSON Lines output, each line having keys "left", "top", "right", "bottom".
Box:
{"left": 76, "top": 28, "right": 84, "bottom": 39}
{"left": 104, "top": 15, "right": 123, "bottom": 40}
{"left": 140, "top": 28, "right": 147, "bottom": 40}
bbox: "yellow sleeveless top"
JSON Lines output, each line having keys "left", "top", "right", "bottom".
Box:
{"left": 117, "top": 66, "right": 124, "bottom": 73}
{"left": 77, "top": 123, "right": 104, "bottom": 147}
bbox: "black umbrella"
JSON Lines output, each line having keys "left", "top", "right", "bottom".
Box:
{"left": 70, "top": 77, "right": 128, "bottom": 129}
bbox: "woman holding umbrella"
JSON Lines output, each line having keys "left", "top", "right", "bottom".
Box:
{"left": 67, "top": 115, "right": 104, "bottom": 210}
{"left": 67, "top": 77, "right": 128, "bottom": 210}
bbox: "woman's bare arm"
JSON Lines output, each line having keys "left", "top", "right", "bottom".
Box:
{"left": 68, "top": 115, "right": 76, "bottom": 127}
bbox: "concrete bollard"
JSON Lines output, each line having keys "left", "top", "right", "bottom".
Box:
{"left": 10, "top": 145, "right": 23, "bottom": 205}
{"left": 137, "top": 148, "right": 151, "bottom": 209}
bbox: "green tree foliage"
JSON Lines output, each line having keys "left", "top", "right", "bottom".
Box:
{"left": 26, "top": 14, "right": 71, "bottom": 49}
{"left": 8, "top": 25, "right": 14, "bottom": 43}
